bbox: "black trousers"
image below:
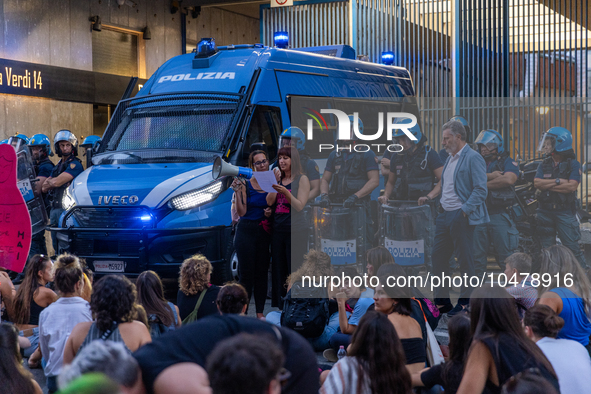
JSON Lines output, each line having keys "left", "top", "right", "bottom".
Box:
{"left": 271, "top": 227, "right": 309, "bottom": 308}
{"left": 234, "top": 219, "right": 271, "bottom": 314}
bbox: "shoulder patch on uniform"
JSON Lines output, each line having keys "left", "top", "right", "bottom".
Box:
{"left": 374, "top": 157, "right": 379, "bottom": 164}
{"left": 70, "top": 163, "right": 76, "bottom": 169}
{"left": 580, "top": 169, "right": 582, "bottom": 175}
{"left": 315, "top": 165, "right": 319, "bottom": 172}
{"left": 512, "top": 161, "right": 518, "bottom": 166}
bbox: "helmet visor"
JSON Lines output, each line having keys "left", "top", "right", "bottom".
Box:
{"left": 279, "top": 136, "right": 294, "bottom": 148}
{"left": 475, "top": 131, "right": 500, "bottom": 153}
{"left": 8, "top": 136, "right": 28, "bottom": 152}
{"left": 537, "top": 133, "right": 556, "bottom": 154}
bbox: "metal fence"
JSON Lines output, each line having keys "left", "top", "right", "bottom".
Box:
{"left": 261, "top": 0, "right": 591, "bottom": 204}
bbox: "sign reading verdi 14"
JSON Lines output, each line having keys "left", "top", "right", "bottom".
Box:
{"left": 0, "top": 67, "right": 43, "bottom": 90}
{"left": 0, "top": 57, "right": 147, "bottom": 105}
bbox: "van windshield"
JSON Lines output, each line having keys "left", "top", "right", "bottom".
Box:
{"left": 94, "top": 96, "right": 240, "bottom": 164}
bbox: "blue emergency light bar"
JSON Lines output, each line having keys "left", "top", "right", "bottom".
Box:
{"left": 382, "top": 51, "right": 395, "bottom": 65}
{"left": 274, "top": 31, "right": 289, "bottom": 49}
{"left": 196, "top": 38, "right": 217, "bottom": 58}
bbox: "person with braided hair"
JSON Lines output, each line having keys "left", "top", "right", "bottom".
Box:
{"left": 63, "top": 275, "right": 151, "bottom": 366}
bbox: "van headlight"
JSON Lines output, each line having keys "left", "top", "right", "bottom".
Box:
{"left": 62, "top": 187, "right": 76, "bottom": 211}
{"left": 169, "top": 180, "right": 225, "bottom": 211}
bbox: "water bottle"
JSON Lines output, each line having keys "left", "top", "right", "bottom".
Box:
{"left": 337, "top": 345, "right": 347, "bottom": 360}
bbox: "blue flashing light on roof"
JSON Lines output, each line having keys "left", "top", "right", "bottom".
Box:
{"left": 274, "top": 31, "right": 289, "bottom": 49}
{"left": 196, "top": 38, "right": 217, "bottom": 58}
{"left": 382, "top": 51, "right": 395, "bottom": 65}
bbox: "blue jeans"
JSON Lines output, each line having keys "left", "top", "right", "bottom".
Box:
{"left": 329, "top": 332, "right": 351, "bottom": 351}
{"left": 19, "top": 326, "right": 39, "bottom": 358}
{"left": 49, "top": 208, "right": 64, "bottom": 254}
{"left": 431, "top": 209, "right": 476, "bottom": 305}
{"left": 266, "top": 311, "right": 342, "bottom": 351}
{"left": 536, "top": 210, "right": 587, "bottom": 269}
{"left": 473, "top": 212, "right": 519, "bottom": 276}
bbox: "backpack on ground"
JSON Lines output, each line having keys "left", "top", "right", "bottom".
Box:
{"left": 281, "top": 282, "right": 329, "bottom": 338}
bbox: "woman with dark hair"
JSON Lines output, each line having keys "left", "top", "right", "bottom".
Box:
{"left": 412, "top": 313, "right": 472, "bottom": 394}
{"left": 0, "top": 323, "right": 42, "bottom": 394}
{"left": 11, "top": 254, "right": 57, "bottom": 357}
{"left": 177, "top": 254, "right": 221, "bottom": 321}
{"left": 136, "top": 270, "right": 181, "bottom": 337}
{"left": 456, "top": 286, "right": 559, "bottom": 394}
{"left": 537, "top": 245, "right": 591, "bottom": 353}
{"left": 523, "top": 304, "right": 591, "bottom": 394}
{"left": 321, "top": 311, "right": 412, "bottom": 394}
{"left": 373, "top": 274, "right": 425, "bottom": 374}
{"left": 63, "top": 275, "right": 151, "bottom": 365}
{"left": 267, "top": 147, "right": 310, "bottom": 307}
{"left": 233, "top": 150, "right": 273, "bottom": 318}
{"left": 216, "top": 282, "right": 249, "bottom": 314}
{"left": 366, "top": 246, "right": 395, "bottom": 278}
{"left": 38, "top": 254, "right": 92, "bottom": 393}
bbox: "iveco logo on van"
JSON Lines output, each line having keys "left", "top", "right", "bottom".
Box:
{"left": 98, "top": 195, "right": 139, "bottom": 205}
{"left": 158, "top": 72, "right": 236, "bottom": 83}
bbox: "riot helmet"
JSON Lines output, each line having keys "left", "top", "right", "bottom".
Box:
{"left": 392, "top": 117, "right": 423, "bottom": 145}
{"left": 28, "top": 133, "right": 53, "bottom": 157}
{"left": 475, "top": 129, "right": 504, "bottom": 159}
{"left": 449, "top": 115, "right": 471, "bottom": 141}
{"left": 279, "top": 127, "right": 305, "bottom": 151}
{"left": 0, "top": 139, "right": 9, "bottom": 144}
{"left": 538, "top": 127, "right": 573, "bottom": 156}
{"left": 54, "top": 129, "right": 78, "bottom": 157}
{"left": 80, "top": 135, "right": 102, "bottom": 149}
{"left": 8, "top": 134, "right": 30, "bottom": 152}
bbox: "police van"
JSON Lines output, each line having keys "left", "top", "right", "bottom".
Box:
{"left": 51, "top": 36, "right": 417, "bottom": 282}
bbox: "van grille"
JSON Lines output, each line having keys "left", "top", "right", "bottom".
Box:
{"left": 65, "top": 207, "right": 154, "bottom": 229}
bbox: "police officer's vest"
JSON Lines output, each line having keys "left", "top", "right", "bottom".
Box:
{"left": 536, "top": 157, "right": 577, "bottom": 210}
{"left": 329, "top": 153, "right": 368, "bottom": 200}
{"left": 50, "top": 156, "right": 82, "bottom": 209}
{"left": 486, "top": 154, "right": 516, "bottom": 208}
{"left": 392, "top": 145, "right": 435, "bottom": 200}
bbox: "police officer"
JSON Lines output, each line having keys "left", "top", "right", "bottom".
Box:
{"left": 534, "top": 127, "right": 587, "bottom": 269}
{"left": 319, "top": 116, "right": 379, "bottom": 208}
{"left": 29, "top": 134, "right": 55, "bottom": 250}
{"left": 472, "top": 129, "right": 520, "bottom": 276}
{"left": 79, "top": 135, "right": 101, "bottom": 168}
{"left": 378, "top": 122, "right": 443, "bottom": 205}
{"left": 439, "top": 116, "right": 474, "bottom": 162}
{"left": 42, "top": 130, "right": 84, "bottom": 255}
{"left": 278, "top": 127, "right": 320, "bottom": 200}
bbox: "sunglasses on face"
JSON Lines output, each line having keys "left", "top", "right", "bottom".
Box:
{"left": 254, "top": 159, "right": 268, "bottom": 167}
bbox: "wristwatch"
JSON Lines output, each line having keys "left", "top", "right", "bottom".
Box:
{"left": 555, "top": 178, "right": 561, "bottom": 185}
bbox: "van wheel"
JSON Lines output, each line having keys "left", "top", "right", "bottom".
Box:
{"left": 212, "top": 238, "right": 239, "bottom": 285}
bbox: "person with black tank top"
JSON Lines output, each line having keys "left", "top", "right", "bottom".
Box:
{"left": 456, "top": 286, "right": 559, "bottom": 394}
{"left": 11, "top": 255, "right": 57, "bottom": 359}
{"left": 267, "top": 147, "right": 310, "bottom": 308}
{"left": 373, "top": 278, "right": 426, "bottom": 375}
{"left": 233, "top": 150, "right": 273, "bottom": 318}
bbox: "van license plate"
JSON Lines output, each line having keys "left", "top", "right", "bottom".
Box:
{"left": 94, "top": 261, "right": 125, "bottom": 272}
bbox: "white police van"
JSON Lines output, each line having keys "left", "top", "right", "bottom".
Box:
{"left": 52, "top": 36, "right": 417, "bottom": 282}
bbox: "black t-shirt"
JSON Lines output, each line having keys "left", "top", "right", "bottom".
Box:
{"left": 421, "top": 363, "right": 462, "bottom": 394}
{"left": 133, "top": 314, "right": 320, "bottom": 394}
{"left": 176, "top": 285, "right": 221, "bottom": 321}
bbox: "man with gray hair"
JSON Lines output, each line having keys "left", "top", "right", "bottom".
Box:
{"left": 432, "top": 120, "right": 489, "bottom": 316}
{"left": 58, "top": 340, "right": 144, "bottom": 394}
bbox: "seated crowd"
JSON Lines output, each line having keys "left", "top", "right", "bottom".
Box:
{"left": 0, "top": 243, "right": 590, "bottom": 394}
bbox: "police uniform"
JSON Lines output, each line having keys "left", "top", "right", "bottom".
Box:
{"left": 473, "top": 154, "right": 520, "bottom": 276}
{"left": 28, "top": 157, "right": 55, "bottom": 257}
{"left": 325, "top": 150, "right": 378, "bottom": 203}
{"left": 48, "top": 155, "right": 84, "bottom": 253}
{"left": 535, "top": 157, "right": 587, "bottom": 268}
{"left": 389, "top": 146, "right": 443, "bottom": 200}
{"left": 299, "top": 150, "right": 320, "bottom": 183}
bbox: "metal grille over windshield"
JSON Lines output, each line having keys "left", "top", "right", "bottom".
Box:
{"left": 98, "top": 93, "right": 242, "bottom": 154}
